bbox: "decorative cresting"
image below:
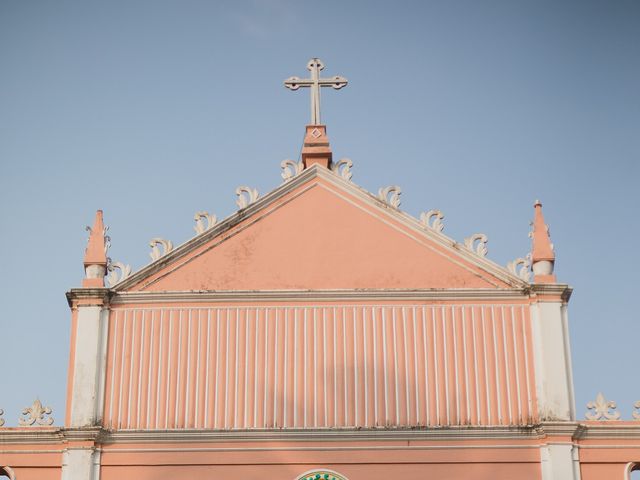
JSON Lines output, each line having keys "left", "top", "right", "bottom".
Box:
{"left": 585, "top": 392, "right": 621, "bottom": 420}
{"left": 464, "top": 233, "right": 488, "bottom": 257}
{"left": 507, "top": 257, "right": 531, "bottom": 282}
{"left": 193, "top": 211, "right": 217, "bottom": 235}
{"left": 331, "top": 158, "right": 353, "bottom": 181}
{"left": 633, "top": 400, "right": 640, "bottom": 420}
{"left": 284, "top": 58, "right": 348, "bottom": 125}
{"left": 420, "top": 209, "right": 445, "bottom": 232}
{"left": 235, "top": 186, "right": 259, "bottom": 209}
{"left": 149, "top": 238, "right": 174, "bottom": 261}
{"left": 281, "top": 159, "right": 304, "bottom": 182}
{"left": 296, "top": 470, "right": 349, "bottom": 480}
{"left": 0, "top": 408, "right": 4, "bottom": 427}
{"left": 106, "top": 261, "right": 132, "bottom": 287}
{"left": 18, "top": 398, "right": 54, "bottom": 426}
{"left": 377, "top": 185, "right": 402, "bottom": 208}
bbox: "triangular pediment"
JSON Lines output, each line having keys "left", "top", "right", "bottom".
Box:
{"left": 117, "top": 167, "right": 524, "bottom": 292}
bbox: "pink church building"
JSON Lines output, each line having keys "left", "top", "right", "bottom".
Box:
{"left": 1, "top": 59, "right": 639, "bottom": 480}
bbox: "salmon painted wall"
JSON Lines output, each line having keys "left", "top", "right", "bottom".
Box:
{"left": 122, "top": 177, "right": 516, "bottom": 292}
{"left": 99, "top": 463, "right": 542, "bottom": 480}
{"left": 98, "top": 437, "right": 543, "bottom": 480}
{"left": 101, "top": 302, "right": 537, "bottom": 429}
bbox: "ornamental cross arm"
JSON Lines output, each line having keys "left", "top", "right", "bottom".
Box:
{"left": 284, "top": 58, "right": 348, "bottom": 125}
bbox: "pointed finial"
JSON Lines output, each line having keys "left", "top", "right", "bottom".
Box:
{"left": 530, "top": 200, "right": 556, "bottom": 283}
{"left": 83, "top": 210, "right": 108, "bottom": 287}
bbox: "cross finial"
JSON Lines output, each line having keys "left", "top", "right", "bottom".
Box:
{"left": 284, "top": 58, "right": 347, "bottom": 125}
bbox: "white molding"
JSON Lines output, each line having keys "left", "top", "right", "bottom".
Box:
{"left": 107, "top": 288, "right": 532, "bottom": 305}
{"left": 2, "top": 422, "right": 640, "bottom": 447}
{"left": 100, "top": 426, "right": 545, "bottom": 444}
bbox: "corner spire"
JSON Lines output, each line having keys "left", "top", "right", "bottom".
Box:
{"left": 530, "top": 200, "right": 556, "bottom": 283}
{"left": 82, "top": 210, "right": 108, "bottom": 288}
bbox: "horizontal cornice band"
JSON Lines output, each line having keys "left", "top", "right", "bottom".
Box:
{"left": 108, "top": 288, "right": 531, "bottom": 305}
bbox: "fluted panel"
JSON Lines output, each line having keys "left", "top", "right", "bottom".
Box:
{"left": 102, "top": 304, "right": 536, "bottom": 429}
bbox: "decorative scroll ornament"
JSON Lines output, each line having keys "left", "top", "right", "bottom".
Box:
{"left": 420, "top": 209, "right": 445, "bottom": 233}
{"left": 19, "top": 399, "right": 54, "bottom": 426}
{"left": 149, "top": 238, "right": 173, "bottom": 261}
{"left": 331, "top": 158, "right": 353, "bottom": 181}
{"left": 281, "top": 159, "right": 304, "bottom": 182}
{"left": 236, "top": 186, "right": 259, "bottom": 209}
{"left": 633, "top": 400, "right": 640, "bottom": 420}
{"left": 585, "top": 392, "right": 621, "bottom": 420}
{"left": 507, "top": 256, "right": 532, "bottom": 282}
{"left": 464, "top": 233, "right": 488, "bottom": 257}
{"left": 378, "top": 185, "right": 402, "bottom": 208}
{"left": 0, "top": 408, "right": 4, "bottom": 427}
{"left": 193, "top": 211, "right": 217, "bottom": 235}
{"left": 107, "top": 261, "right": 132, "bottom": 287}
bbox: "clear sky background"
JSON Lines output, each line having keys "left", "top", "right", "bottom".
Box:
{"left": 0, "top": 0, "right": 638, "bottom": 426}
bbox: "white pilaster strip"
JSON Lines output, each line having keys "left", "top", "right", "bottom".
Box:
{"left": 204, "top": 309, "right": 211, "bottom": 428}
{"left": 392, "top": 307, "right": 399, "bottom": 424}
{"left": 182, "top": 309, "right": 190, "bottom": 428}
{"left": 372, "top": 306, "right": 378, "bottom": 424}
{"left": 214, "top": 309, "right": 220, "bottom": 428}
{"left": 452, "top": 306, "right": 460, "bottom": 424}
{"left": 363, "top": 306, "right": 368, "bottom": 426}
{"left": 422, "top": 306, "right": 429, "bottom": 425}
{"left": 501, "top": 307, "right": 512, "bottom": 424}
{"left": 175, "top": 310, "right": 182, "bottom": 427}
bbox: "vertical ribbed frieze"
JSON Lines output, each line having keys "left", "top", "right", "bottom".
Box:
{"left": 103, "top": 304, "right": 537, "bottom": 429}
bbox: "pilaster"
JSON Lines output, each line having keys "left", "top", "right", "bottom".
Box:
{"left": 539, "top": 423, "right": 582, "bottom": 480}
{"left": 61, "top": 447, "right": 100, "bottom": 480}
{"left": 66, "top": 289, "right": 111, "bottom": 428}
{"left": 530, "top": 284, "right": 575, "bottom": 422}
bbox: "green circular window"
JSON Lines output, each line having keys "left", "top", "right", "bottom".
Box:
{"left": 295, "top": 470, "right": 348, "bottom": 480}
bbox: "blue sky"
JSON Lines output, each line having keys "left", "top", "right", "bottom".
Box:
{"left": 0, "top": 0, "right": 638, "bottom": 425}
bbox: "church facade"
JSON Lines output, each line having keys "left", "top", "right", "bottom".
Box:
{"left": 1, "top": 59, "right": 639, "bottom": 480}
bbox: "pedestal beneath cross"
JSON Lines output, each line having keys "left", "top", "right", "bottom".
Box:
{"left": 284, "top": 58, "right": 347, "bottom": 168}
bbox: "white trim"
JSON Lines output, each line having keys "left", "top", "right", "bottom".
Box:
{"left": 109, "top": 288, "right": 534, "bottom": 304}
{"left": 204, "top": 309, "right": 211, "bottom": 428}
{"left": 392, "top": 308, "right": 400, "bottom": 424}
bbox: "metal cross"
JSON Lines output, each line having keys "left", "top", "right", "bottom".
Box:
{"left": 284, "top": 58, "right": 348, "bottom": 125}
